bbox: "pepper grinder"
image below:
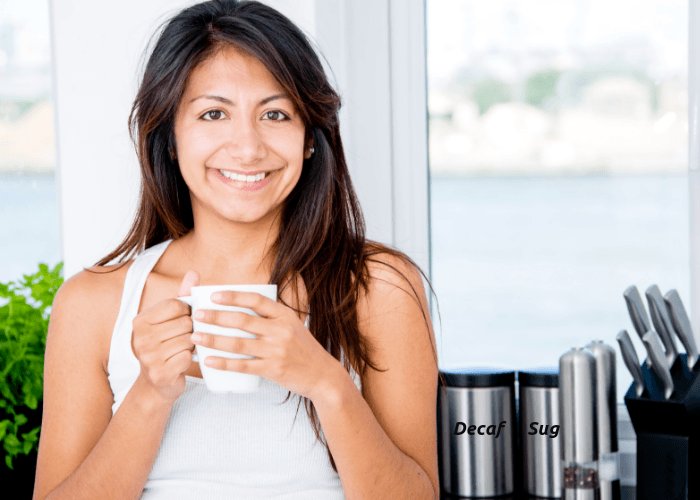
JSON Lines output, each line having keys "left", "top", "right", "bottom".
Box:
{"left": 559, "top": 347, "right": 600, "bottom": 500}
{"left": 584, "top": 341, "right": 621, "bottom": 500}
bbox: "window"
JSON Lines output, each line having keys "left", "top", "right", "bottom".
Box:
{"left": 427, "top": 0, "right": 689, "bottom": 402}
{"left": 0, "top": 0, "right": 60, "bottom": 284}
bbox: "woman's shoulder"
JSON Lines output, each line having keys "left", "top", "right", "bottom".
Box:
{"left": 361, "top": 245, "right": 425, "bottom": 297}
{"left": 59, "top": 260, "right": 136, "bottom": 301}
{"left": 55, "top": 259, "right": 137, "bottom": 375}
{"left": 356, "top": 246, "right": 429, "bottom": 328}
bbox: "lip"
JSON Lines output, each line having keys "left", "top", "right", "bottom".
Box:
{"left": 211, "top": 167, "right": 277, "bottom": 191}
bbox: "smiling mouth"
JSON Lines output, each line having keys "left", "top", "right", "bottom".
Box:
{"left": 216, "top": 169, "right": 276, "bottom": 182}
{"left": 210, "top": 166, "right": 281, "bottom": 191}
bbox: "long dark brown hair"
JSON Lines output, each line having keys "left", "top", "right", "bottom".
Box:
{"left": 86, "top": 0, "right": 445, "bottom": 473}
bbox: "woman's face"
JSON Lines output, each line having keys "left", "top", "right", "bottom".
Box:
{"left": 173, "top": 46, "right": 311, "bottom": 225}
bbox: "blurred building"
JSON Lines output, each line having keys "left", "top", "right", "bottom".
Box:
{"left": 0, "top": 16, "right": 55, "bottom": 173}
{"left": 429, "top": 76, "right": 687, "bottom": 177}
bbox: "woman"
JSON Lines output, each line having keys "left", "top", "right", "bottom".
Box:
{"left": 34, "top": 1, "right": 444, "bottom": 499}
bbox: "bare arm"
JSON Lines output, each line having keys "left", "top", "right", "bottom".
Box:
{"left": 310, "top": 254, "right": 440, "bottom": 500}
{"left": 33, "top": 270, "right": 178, "bottom": 500}
{"left": 43, "top": 376, "right": 174, "bottom": 500}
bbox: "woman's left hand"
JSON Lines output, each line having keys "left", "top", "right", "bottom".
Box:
{"left": 191, "top": 291, "right": 340, "bottom": 401}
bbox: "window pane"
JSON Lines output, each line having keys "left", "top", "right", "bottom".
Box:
{"left": 0, "top": 0, "right": 60, "bottom": 285}
{"left": 427, "top": 0, "right": 689, "bottom": 403}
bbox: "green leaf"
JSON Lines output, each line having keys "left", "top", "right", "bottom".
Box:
{"left": 22, "top": 426, "right": 40, "bottom": 442}
{"left": 0, "top": 261, "right": 63, "bottom": 469}
{"left": 4, "top": 433, "right": 20, "bottom": 451}
{"left": 0, "top": 383, "right": 17, "bottom": 406}
{"left": 24, "top": 393, "right": 37, "bottom": 410}
{"left": 0, "top": 420, "right": 9, "bottom": 441}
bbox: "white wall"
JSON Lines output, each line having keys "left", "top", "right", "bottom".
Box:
{"left": 50, "top": 0, "right": 430, "bottom": 291}
{"left": 50, "top": 0, "right": 200, "bottom": 277}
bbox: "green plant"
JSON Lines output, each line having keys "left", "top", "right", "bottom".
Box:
{"left": 0, "top": 262, "right": 63, "bottom": 470}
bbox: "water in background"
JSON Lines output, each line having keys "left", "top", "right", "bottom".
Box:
{"left": 0, "top": 174, "right": 61, "bottom": 285}
{"left": 430, "top": 174, "right": 689, "bottom": 402}
{"left": 0, "top": 173, "right": 689, "bottom": 402}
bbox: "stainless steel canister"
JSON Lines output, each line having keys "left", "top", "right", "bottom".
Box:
{"left": 438, "top": 368, "right": 516, "bottom": 497}
{"left": 519, "top": 368, "right": 562, "bottom": 498}
{"left": 559, "top": 348, "right": 599, "bottom": 500}
{"left": 584, "top": 340, "right": 620, "bottom": 500}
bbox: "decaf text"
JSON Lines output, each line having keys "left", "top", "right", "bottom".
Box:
{"left": 453, "top": 421, "right": 507, "bottom": 438}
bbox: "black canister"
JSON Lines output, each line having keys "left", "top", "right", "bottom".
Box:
{"left": 438, "top": 367, "right": 517, "bottom": 497}
{"left": 518, "top": 367, "right": 562, "bottom": 498}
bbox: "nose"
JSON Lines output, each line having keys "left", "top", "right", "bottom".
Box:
{"left": 226, "top": 117, "right": 267, "bottom": 165}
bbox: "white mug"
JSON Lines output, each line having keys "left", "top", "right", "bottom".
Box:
{"left": 176, "top": 284, "right": 277, "bottom": 393}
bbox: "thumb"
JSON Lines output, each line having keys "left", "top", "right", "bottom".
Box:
{"left": 178, "top": 270, "right": 200, "bottom": 297}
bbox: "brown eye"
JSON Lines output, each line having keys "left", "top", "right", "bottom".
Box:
{"left": 201, "top": 110, "right": 224, "bottom": 121}
{"left": 264, "top": 110, "right": 289, "bottom": 121}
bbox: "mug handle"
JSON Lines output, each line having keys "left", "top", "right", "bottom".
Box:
{"left": 176, "top": 295, "right": 192, "bottom": 306}
{"left": 175, "top": 296, "right": 198, "bottom": 362}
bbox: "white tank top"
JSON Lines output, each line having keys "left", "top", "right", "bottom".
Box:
{"left": 107, "top": 238, "right": 361, "bottom": 499}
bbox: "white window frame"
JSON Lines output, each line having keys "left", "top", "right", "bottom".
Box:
{"left": 313, "top": 0, "right": 432, "bottom": 310}
{"left": 689, "top": 0, "right": 700, "bottom": 339}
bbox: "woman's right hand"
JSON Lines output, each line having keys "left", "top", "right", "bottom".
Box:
{"left": 132, "top": 270, "right": 200, "bottom": 404}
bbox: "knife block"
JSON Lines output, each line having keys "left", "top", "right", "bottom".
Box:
{"left": 624, "top": 353, "right": 700, "bottom": 500}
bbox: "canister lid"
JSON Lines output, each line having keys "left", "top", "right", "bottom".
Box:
{"left": 439, "top": 367, "right": 515, "bottom": 388}
{"left": 518, "top": 367, "right": 559, "bottom": 388}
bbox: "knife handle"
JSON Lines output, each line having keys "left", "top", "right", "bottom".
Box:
{"left": 664, "top": 289, "right": 699, "bottom": 370}
{"left": 645, "top": 284, "right": 679, "bottom": 367}
{"left": 624, "top": 285, "right": 653, "bottom": 368}
{"left": 616, "top": 330, "right": 645, "bottom": 397}
{"left": 642, "top": 330, "right": 675, "bottom": 399}
{"left": 624, "top": 286, "right": 652, "bottom": 340}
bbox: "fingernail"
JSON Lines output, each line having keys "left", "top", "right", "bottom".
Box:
{"left": 211, "top": 293, "right": 221, "bottom": 301}
{"left": 191, "top": 332, "right": 202, "bottom": 342}
{"left": 194, "top": 310, "right": 205, "bottom": 320}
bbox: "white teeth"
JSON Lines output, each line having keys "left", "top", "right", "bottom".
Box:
{"left": 218, "top": 170, "right": 267, "bottom": 182}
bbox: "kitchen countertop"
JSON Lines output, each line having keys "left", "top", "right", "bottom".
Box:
{"left": 439, "top": 485, "right": 635, "bottom": 499}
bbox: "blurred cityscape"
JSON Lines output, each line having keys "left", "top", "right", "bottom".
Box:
{"left": 0, "top": 0, "right": 54, "bottom": 173}
{"left": 429, "top": 71, "right": 687, "bottom": 176}
{"left": 427, "top": 0, "right": 688, "bottom": 176}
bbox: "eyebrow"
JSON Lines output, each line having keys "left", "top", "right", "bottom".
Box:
{"left": 188, "top": 93, "right": 291, "bottom": 106}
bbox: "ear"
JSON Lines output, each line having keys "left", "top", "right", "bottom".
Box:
{"left": 304, "top": 141, "right": 314, "bottom": 159}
